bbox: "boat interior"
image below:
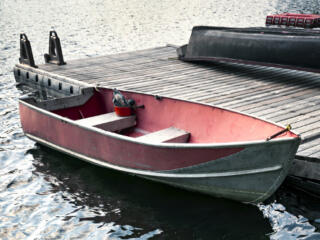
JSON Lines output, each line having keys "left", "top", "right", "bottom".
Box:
{"left": 22, "top": 87, "right": 298, "bottom": 144}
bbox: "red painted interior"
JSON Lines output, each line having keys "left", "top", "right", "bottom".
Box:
{"left": 52, "top": 93, "right": 108, "bottom": 120}
{"left": 53, "top": 88, "right": 298, "bottom": 143}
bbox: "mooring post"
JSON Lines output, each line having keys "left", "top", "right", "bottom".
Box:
{"left": 44, "top": 31, "right": 66, "bottom": 65}
{"left": 19, "top": 33, "right": 37, "bottom": 68}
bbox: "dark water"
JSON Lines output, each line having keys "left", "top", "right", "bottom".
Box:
{"left": 1, "top": 0, "right": 320, "bottom": 239}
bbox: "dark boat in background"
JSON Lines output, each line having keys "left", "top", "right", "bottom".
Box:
{"left": 177, "top": 26, "right": 320, "bottom": 73}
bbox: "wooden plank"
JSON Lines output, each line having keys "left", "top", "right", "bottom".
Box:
{"left": 39, "top": 56, "right": 116, "bottom": 71}
{"left": 245, "top": 92, "right": 320, "bottom": 115}
{"left": 291, "top": 115, "right": 320, "bottom": 130}
{"left": 309, "top": 150, "right": 320, "bottom": 159}
{"left": 86, "top": 63, "right": 191, "bottom": 81}
{"left": 210, "top": 71, "right": 319, "bottom": 105}
{"left": 207, "top": 85, "right": 303, "bottom": 107}
{"left": 137, "top": 127, "right": 190, "bottom": 143}
{"left": 298, "top": 143, "right": 320, "bottom": 157}
{"left": 75, "top": 112, "right": 136, "bottom": 132}
{"left": 199, "top": 73, "right": 312, "bottom": 103}
{"left": 270, "top": 102, "right": 320, "bottom": 123}
{"left": 301, "top": 128, "right": 320, "bottom": 140}
{"left": 139, "top": 68, "right": 267, "bottom": 93}
{"left": 298, "top": 137, "right": 320, "bottom": 152}
{"left": 221, "top": 87, "right": 317, "bottom": 112}
{"left": 255, "top": 97, "right": 320, "bottom": 120}
{"left": 125, "top": 67, "right": 277, "bottom": 96}
{"left": 38, "top": 46, "right": 173, "bottom": 72}
{"left": 219, "top": 78, "right": 318, "bottom": 106}
{"left": 294, "top": 121, "right": 320, "bottom": 134}
{"left": 85, "top": 62, "right": 275, "bottom": 92}
{"left": 90, "top": 61, "right": 280, "bottom": 91}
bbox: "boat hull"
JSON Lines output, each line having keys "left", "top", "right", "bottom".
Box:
{"left": 19, "top": 99, "right": 300, "bottom": 203}
{"left": 177, "top": 26, "right": 320, "bottom": 72}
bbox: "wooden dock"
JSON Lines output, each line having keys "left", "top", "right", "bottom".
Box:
{"left": 15, "top": 45, "right": 320, "bottom": 180}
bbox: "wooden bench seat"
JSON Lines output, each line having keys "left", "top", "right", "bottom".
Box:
{"left": 75, "top": 112, "right": 136, "bottom": 132}
{"left": 137, "top": 127, "right": 190, "bottom": 143}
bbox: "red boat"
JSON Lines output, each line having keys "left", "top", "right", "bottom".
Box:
{"left": 18, "top": 86, "right": 301, "bottom": 203}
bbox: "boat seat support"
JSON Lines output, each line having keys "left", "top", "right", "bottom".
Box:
{"left": 44, "top": 31, "right": 66, "bottom": 65}
{"left": 75, "top": 112, "right": 136, "bottom": 132}
{"left": 138, "top": 127, "right": 190, "bottom": 143}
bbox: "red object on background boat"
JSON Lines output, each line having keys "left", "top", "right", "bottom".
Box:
{"left": 266, "top": 13, "right": 320, "bottom": 28}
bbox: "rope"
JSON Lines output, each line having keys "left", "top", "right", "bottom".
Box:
{"left": 266, "top": 124, "right": 292, "bottom": 141}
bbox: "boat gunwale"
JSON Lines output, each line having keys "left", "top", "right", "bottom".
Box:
{"left": 19, "top": 95, "right": 301, "bottom": 149}
{"left": 26, "top": 132, "right": 283, "bottom": 179}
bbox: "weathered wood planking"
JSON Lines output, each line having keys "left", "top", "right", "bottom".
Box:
{"left": 36, "top": 45, "right": 320, "bottom": 159}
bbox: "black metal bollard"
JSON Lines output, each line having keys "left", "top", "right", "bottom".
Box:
{"left": 19, "top": 33, "right": 37, "bottom": 68}
{"left": 44, "top": 31, "right": 66, "bottom": 65}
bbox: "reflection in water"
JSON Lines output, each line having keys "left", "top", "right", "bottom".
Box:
{"left": 262, "top": 185, "right": 320, "bottom": 239}
{"left": 28, "top": 145, "right": 272, "bottom": 239}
